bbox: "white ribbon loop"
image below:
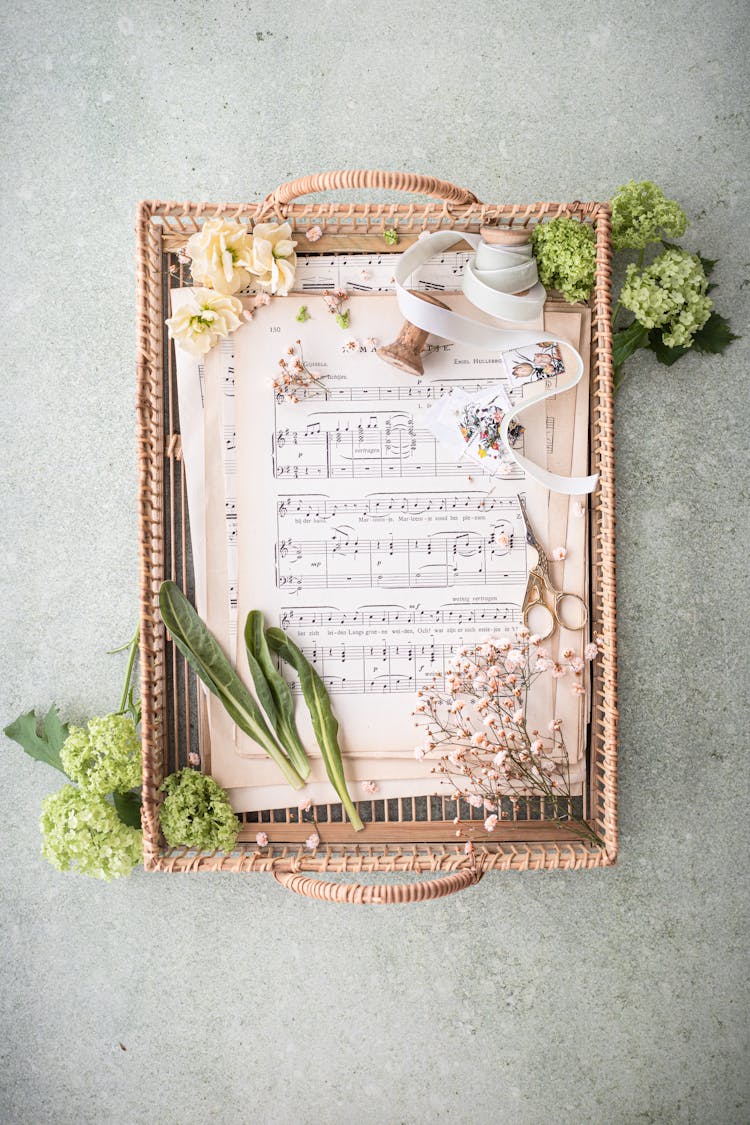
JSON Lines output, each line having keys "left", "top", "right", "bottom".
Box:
{"left": 394, "top": 231, "right": 598, "bottom": 495}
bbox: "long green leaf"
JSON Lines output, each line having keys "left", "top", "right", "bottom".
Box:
{"left": 4, "top": 707, "right": 70, "bottom": 774}
{"left": 159, "top": 582, "right": 304, "bottom": 790}
{"left": 245, "top": 612, "right": 310, "bottom": 779}
{"left": 266, "top": 627, "right": 363, "bottom": 831}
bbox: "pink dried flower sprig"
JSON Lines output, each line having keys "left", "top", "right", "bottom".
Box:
{"left": 274, "top": 340, "right": 328, "bottom": 404}
{"left": 413, "top": 624, "right": 605, "bottom": 846}
{"left": 324, "top": 288, "right": 351, "bottom": 330}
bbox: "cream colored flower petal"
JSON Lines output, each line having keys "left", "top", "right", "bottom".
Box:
{"left": 254, "top": 271, "right": 273, "bottom": 291}
{"left": 272, "top": 238, "right": 296, "bottom": 259}
{"left": 271, "top": 256, "right": 296, "bottom": 296}
{"left": 221, "top": 247, "right": 235, "bottom": 285}
{"left": 251, "top": 237, "right": 274, "bottom": 275}
{"left": 252, "top": 222, "right": 282, "bottom": 242}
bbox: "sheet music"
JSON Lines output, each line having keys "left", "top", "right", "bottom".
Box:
{"left": 232, "top": 292, "right": 545, "bottom": 758}
{"left": 210, "top": 251, "right": 474, "bottom": 647}
{"left": 174, "top": 266, "right": 590, "bottom": 803}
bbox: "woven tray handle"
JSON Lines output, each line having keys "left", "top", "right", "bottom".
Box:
{"left": 262, "top": 170, "right": 480, "bottom": 210}
{"left": 273, "top": 864, "right": 483, "bottom": 904}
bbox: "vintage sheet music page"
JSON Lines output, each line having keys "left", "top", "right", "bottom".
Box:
{"left": 171, "top": 280, "right": 590, "bottom": 809}
{"left": 230, "top": 292, "right": 584, "bottom": 779}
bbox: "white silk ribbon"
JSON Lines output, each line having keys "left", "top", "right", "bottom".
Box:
{"left": 395, "top": 231, "right": 598, "bottom": 495}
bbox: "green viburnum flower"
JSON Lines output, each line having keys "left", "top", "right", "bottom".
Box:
{"left": 41, "top": 785, "right": 142, "bottom": 880}
{"left": 159, "top": 768, "right": 239, "bottom": 853}
{"left": 620, "top": 247, "right": 712, "bottom": 348}
{"left": 531, "top": 217, "right": 596, "bottom": 303}
{"left": 383, "top": 228, "right": 399, "bottom": 246}
{"left": 60, "top": 713, "right": 141, "bottom": 796}
{"left": 611, "top": 180, "right": 687, "bottom": 252}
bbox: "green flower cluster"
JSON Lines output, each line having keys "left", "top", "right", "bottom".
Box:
{"left": 620, "top": 247, "right": 712, "bottom": 348}
{"left": 611, "top": 180, "right": 687, "bottom": 252}
{"left": 60, "top": 713, "right": 142, "bottom": 796}
{"left": 531, "top": 217, "right": 597, "bottom": 303}
{"left": 40, "top": 785, "right": 142, "bottom": 880}
{"left": 159, "top": 768, "right": 239, "bottom": 853}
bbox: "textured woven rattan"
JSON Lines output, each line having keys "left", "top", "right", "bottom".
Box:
{"left": 136, "top": 171, "right": 618, "bottom": 900}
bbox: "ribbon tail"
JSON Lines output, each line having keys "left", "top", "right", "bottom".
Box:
{"left": 500, "top": 394, "right": 599, "bottom": 495}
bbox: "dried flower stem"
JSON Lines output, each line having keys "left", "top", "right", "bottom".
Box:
{"left": 414, "top": 626, "right": 605, "bottom": 847}
{"left": 273, "top": 340, "right": 328, "bottom": 404}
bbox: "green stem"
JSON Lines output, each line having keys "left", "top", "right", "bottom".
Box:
{"left": 118, "top": 625, "right": 140, "bottom": 715}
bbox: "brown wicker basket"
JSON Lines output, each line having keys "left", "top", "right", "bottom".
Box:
{"left": 136, "top": 171, "right": 618, "bottom": 901}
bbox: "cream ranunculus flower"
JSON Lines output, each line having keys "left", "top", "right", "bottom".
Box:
{"left": 166, "top": 289, "right": 243, "bottom": 355}
{"left": 185, "top": 218, "right": 255, "bottom": 295}
{"left": 250, "top": 221, "right": 298, "bottom": 295}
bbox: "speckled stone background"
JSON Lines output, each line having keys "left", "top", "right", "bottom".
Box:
{"left": 2, "top": 2, "right": 749, "bottom": 1122}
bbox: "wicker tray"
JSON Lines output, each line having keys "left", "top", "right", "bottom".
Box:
{"left": 135, "top": 171, "right": 618, "bottom": 901}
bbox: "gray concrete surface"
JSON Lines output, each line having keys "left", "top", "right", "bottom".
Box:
{"left": 2, "top": 1, "right": 749, "bottom": 1122}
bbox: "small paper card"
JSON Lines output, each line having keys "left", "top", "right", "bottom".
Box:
{"left": 423, "top": 383, "right": 522, "bottom": 474}
{"left": 502, "top": 340, "right": 567, "bottom": 385}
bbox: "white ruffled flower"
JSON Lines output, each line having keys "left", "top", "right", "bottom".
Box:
{"left": 185, "top": 218, "right": 255, "bottom": 295}
{"left": 250, "top": 221, "right": 298, "bottom": 295}
{"left": 166, "top": 288, "right": 243, "bottom": 356}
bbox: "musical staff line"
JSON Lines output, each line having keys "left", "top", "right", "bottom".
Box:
{"left": 285, "top": 639, "right": 477, "bottom": 696}
{"left": 272, "top": 425, "right": 524, "bottom": 481}
{"left": 276, "top": 528, "right": 525, "bottom": 593}
{"left": 279, "top": 603, "right": 521, "bottom": 629}
{"left": 277, "top": 492, "right": 518, "bottom": 520}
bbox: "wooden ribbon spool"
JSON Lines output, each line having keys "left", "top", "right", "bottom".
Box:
{"left": 377, "top": 226, "right": 534, "bottom": 377}
{"left": 376, "top": 290, "right": 451, "bottom": 378}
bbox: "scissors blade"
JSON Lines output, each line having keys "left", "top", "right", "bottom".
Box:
{"left": 518, "top": 495, "right": 542, "bottom": 551}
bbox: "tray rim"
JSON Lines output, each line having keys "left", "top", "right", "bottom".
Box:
{"left": 135, "top": 192, "right": 618, "bottom": 876}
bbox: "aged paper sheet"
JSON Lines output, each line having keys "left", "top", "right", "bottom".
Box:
{"left": 172, "top": 280, "right": 591, "bottom": 810}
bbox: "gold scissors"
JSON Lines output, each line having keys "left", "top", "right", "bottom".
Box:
{"left": 518, "top": 496, "right": 588, "bottom": 639}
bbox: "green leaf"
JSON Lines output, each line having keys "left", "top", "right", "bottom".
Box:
{"left": 159, "top": 582, "right": 304, "bottom": 790}
{"left": 267, "top": 627, "right": 363, "bottom": 831}
{"left": 691, "top": 311, "right": 739, "bottom": 355}
{"left": 612, "top": 320, "right": 650, "bottom": 371}
{"left": 4, "top": 707, "right": 70, "bottom": 774}
{"left": 112, "top": 790, "right": 142, "bottom": 829}
{"left": 244, "top": 612, "right": 310, "bottom": 779}
{"left": 647, "top": 329, "right": 689, "bottom": 366}
{"left": 698, "top": 253, "right": 718, "bottom": 278}
{"left": 647, "top": 311, "right": 740, "bottom": 367}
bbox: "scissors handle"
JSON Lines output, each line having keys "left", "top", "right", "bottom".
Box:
{"left": 522, "top": 571, "right": 588, "bottom": 638}
{"left": 553, "top": 591, "right": 588, "bottom": 632}
{"left": 522, "top": 570, "right": 556, "bottom": 640}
